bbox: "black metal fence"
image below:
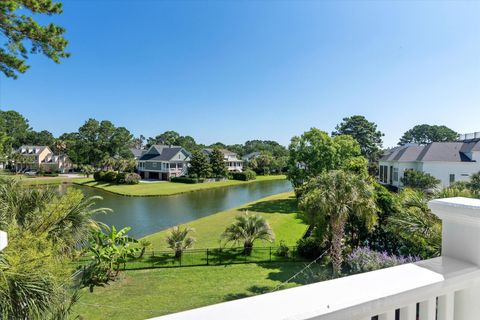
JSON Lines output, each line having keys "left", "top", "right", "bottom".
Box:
{"left": 75, "top": 246, "right": 306, "bottom": 270}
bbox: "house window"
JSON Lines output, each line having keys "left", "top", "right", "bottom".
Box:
{"left": 450, "top": 174, "right": 455, "bottom": 184}
{"left": 171, "top": 163, "right": 177, "bottom": 169}
{"left": 178, "top": 163, "right": 183, "bottom": 169}
{"left": 393, "top": 168, "right": 399, "bottom": 182}
{"left": 379, "top": 166, "right": 384, "bottom": 183}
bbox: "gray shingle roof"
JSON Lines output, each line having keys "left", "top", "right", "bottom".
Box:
{"left": 139, "top": 145, "right": 188, "bottom": 161}
{"left": 381, "top": 140, "right": 480, "bottom": 163}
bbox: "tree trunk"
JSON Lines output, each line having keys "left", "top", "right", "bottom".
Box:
{"left": 244, "top": 242, "right": 253, "bottom": 256}
{"left": 330, "top": 217, "right": 346, "bottom": 277}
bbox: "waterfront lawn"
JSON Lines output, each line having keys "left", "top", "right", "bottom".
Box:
{"left": 144, "top": 191, "right": 307, "bottom": 250}
{"left": 73, "top": 174, "right": 287, "bottom": 197}
{"left": 73, "top": 262, "right": 328, "bottom": 320}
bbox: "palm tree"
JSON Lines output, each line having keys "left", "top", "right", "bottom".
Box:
{"left": 166, "top": 226, "right": 195, "bottom": 258}
{"left": 0, "top": 178, "right": 111, "bottom": 318}
{"left": 222, "top": 212, "right": 275, "bottom": 255}
{"left": 299, "top": 170, "right": 378, "bottom": 276}
{"left": 388, "top": 188, "right": 441, "bottom": 258}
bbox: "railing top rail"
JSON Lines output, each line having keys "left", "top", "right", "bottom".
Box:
{"left": 150, "top": 257, "right": 480, "bottom": 320}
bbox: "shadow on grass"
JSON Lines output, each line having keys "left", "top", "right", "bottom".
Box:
{"left": 222, "top": 262, "right": 331, "bottom": 302}
{"left": 224, "top": 285, "right": 272, "bottom": 301}
{"left": 240, "top": 198, "right": 299, "bottom": 214}
{"left": 257, "top": 261, "right": 332, "bottom": 286}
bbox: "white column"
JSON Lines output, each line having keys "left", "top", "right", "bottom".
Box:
{"left": 429, "top": 197, "right": 480, "bottom": 320}
{"left": 437, "top": 292, "right": 454, "bottom": 320}
{"left": 419, "top": 298, "right": 435, "bottom": 320}
{"left": 399, "top": 303, "right": 416, "bottom": 320}
{"left": 0, "top": 231, "right": 7, "bottom": 251}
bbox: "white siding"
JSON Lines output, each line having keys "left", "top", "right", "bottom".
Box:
{"left": 421, "top": 162, "right": 480, "bottom": 187}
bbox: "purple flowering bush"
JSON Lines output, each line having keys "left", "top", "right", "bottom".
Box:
{"left": 345, "top": 247, "right": 419, "bottom": 274}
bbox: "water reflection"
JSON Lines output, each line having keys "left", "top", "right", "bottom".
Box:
{"left": 63, "top": 180, "right": 292, "bottom": 238}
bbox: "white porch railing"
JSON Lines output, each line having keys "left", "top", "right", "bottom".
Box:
{"left": 150, "top": 197, "right": 480, "bottom": 320}
{"left": 0, "top": 230, "right": 7, "bottom": 251}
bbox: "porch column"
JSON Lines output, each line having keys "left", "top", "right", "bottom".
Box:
{"left": 429, "top": 197, "right": 480, "bottom": 320}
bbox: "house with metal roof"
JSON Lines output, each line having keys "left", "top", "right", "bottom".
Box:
{"left": 137, "top": 145, "right": 190, "bottom": 180}
{"left": 379, "top": 132, "right": 480, "bottom": 188}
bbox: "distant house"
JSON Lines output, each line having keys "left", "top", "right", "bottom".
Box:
{"left": 203, "top": 148, "right": 243, "bottom": 172}
{"left": 16, "top": 146, "right": 72, "bottom": 173}
{"left": 129, "top": 148, "right": 146, "bottom": 160}
{"left": 379, "top": 132, "right": 480, "bottom": 188}
{"left": 242, "top": 151, "right": 261, "bottom": 162}
{"left": 137, "top": 145, "right": 190, "bottom": 180}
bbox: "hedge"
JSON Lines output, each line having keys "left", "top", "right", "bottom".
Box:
{"left": 231, "top": 169, "right": 257, "bottom": 181}
{"left": 171, "top": 177, "right": 200, "bottom": 184}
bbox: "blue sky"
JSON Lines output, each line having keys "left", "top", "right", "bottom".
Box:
{"left": 1, "top": 1, "right": 479, "bottom": 147}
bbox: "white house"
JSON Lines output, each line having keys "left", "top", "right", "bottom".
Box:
{"left": 203, "top": 149, "right": 243, "bottom": 172}
{"left": 379, "top": 132, "right": 480, "bottom": 188}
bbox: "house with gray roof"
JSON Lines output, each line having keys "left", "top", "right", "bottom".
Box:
{"left": 137, "top": 145, "right": 190, "bottom": 180}
{"left": 379, "top": 132, "right": 480, "bottom": 188}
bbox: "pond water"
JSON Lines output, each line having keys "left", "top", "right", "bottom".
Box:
{"left": 67, "top": 179, "right": 292, "bottom": 238}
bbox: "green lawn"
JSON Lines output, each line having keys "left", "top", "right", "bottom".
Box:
{"left": 0, "top": 172, "right": 84, "bottom": 186}
{"left": 144, "top": 191, "right": 307, "bottom": 250}
{"left": 73, "top": 175, "right": 287, "bottom": 197}
{"left": 73, "top": 262, "right": 328, "bottom": 320}
{"left": 72, "top": 192, "right": 318, "bottom": 319}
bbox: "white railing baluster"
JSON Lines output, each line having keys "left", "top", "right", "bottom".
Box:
{"left": 378, "top": 310, "right": 395, "bottom": 320}
{"left": 437, "top": 292, "right": 454, "bottom": 320}
{"left": 419, "top": 298, "right": 436, "bottom": 320}
{"left": 400, "top": 303, "right": 416, "bottom": 320}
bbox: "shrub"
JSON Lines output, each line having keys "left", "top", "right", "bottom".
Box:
{"left": 171, "top": 177, "right": 199, "bottom": 184}
{"left": 103, "top": 171, "right": 118, "bottom": 183}
{"left": 231, "top": 169, "right": 257, "bottom": 181}
{"left": 124, "top": 173, "right": 140, "bottom": 185}
{"left": 296, "top": 237, "right": 323, "bottom": 260}
{"left": 116, "top": 172, "right": 127, "bottom": 184}
{"left": 345, "top": 247, "right": 419, "bottom": 274}
{"left": 401, "top": 169, "right": 440, "bottom": 191}
{"left": 275, "top": 240, "right": 290, "bottom": 258}
{"left": 93, "top": 171, "right": 106, "bottom": 181}
{"left": 43, "top": 172, "right": 59, "bottom": 177}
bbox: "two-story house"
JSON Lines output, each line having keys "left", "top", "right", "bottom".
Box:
{"left": 137, "top": 145, "right": 190, "bottom": 180}
{"left": 379, "top": 132, "right": 480, "bottom": 188}
{"left": 203, "top": 148, "right": 243, "bottom": 172}
{"left": 16, "top": 146, "right": 72, "bottom": 173}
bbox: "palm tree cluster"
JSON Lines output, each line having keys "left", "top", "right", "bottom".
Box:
{"left": 166, "top": 226, "right": 196, "bottom": 258}
{"left": 298, "top": 170, "right": 378, "bottom": 276}
{"left": 0, "top": 178, "right": 109, "bottom": 319}
{"left": 222, "top": 212, "right": 275, "bottom": 255}
{"left": 164, "top": 213, "right": 275, "bottom": 258}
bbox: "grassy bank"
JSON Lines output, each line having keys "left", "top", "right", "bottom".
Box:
{"left": 73, "top": 191, "right": 316, "bottom": 319}
{"left": 73, "top": 262, "right": 327, "bottom": 320}
{"left": 144, "top": 191, "right": 307, "bottom": 249}
{"left": 73, "top": 174, "right": 287, "bottom": 197}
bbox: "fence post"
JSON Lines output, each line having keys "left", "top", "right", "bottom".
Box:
{"left": 206, "top": 248, "right": 209, "bottom": 265}
{"left": 269, "top": 247, "right": 272, "bottom": 262}
{"left": 151, "top": 251, "right": 154, "bottom": 268}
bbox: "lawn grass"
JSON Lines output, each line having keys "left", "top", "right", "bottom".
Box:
{"left": 0, "top": 172, "right": 84, "bottom": 186}
{"left": 143, "top": 191, "right": 307, "bottom": 250}
{"left": 72, "top": 174, "right": 287, "bottom": 197}
{"left": 73, "top": 262, "right": 329, "bottom": 320}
